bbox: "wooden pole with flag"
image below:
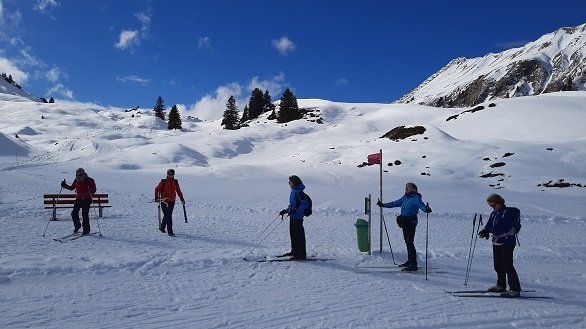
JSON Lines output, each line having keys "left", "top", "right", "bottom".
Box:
{"left": 378, "top": 149, "right": 383, "bottom": 252}
{"left": 367, "top": 149, "right": 383, "bottom": 253}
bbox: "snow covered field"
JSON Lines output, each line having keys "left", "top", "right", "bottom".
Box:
{"left": 1, "top": 92, "right": 585, "bottom": 328}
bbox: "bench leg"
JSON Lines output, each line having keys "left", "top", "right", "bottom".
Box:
{"left": 99, "top": 207, "right": 103, "bottom": 218}
{"left": 52, "top": 207, "right": 57, "bottom": 221}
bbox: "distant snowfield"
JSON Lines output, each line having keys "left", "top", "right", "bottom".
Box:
{"left": 0, "top": 92, "right": 585, "bottom": 328}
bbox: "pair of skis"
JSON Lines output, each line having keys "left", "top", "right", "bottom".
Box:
{"left": 444, "top": 289, "right": 552, "bottom": 299}
{"left": 53, "top": 232, "right": 98, "bottom": 242}
{"left": 244, "top": 253, "right": 333, "bottom": 262}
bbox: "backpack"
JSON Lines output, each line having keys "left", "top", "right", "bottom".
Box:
{"left": 506, "top": 207, "right": 521, "bottom": 234}
{"left": 297, "top": 191, "right": 312, "bottom": 217}
{"left": 159, "top": 178, "right": 179, "bottom": 197}
{"left": 506, "top": 207, "right": 522, "bottom": 246}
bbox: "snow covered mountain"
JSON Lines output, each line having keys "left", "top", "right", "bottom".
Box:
{"left": 1, "top": 91, "right": 586, "bottom": 328}
{"left": 0, "top": 75, "right": 40, "bottom": 102}
{"left": 396, "top": 23, "right": 586, "bottom": 107}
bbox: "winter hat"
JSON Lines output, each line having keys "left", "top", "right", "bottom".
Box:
{"left": 405, "top": 182, "right": 418, "bottom": 192}
{"left": 167, "top": 168, "right": 175, "bottom": 176}
{"left": 75, "top": 168, "right": 87, "bottom": 181}
{"left": 486, "top": 193, "right": 505, "bottom": 205}
{"left": 289, "top": 175, "right": 302, "bottom": 187}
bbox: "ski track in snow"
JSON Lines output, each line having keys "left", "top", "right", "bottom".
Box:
{"left": 1, "top": 176, "right": 585, "bottom": 329}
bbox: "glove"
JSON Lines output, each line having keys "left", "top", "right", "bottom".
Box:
{"left": 60, "top": 180, "right": 67, "bottom": 188}
{"left": 425, "top": 205, "right": 432, "bottom": 213}
{"left": 376, "top": 200, "right": 384, "bottom": 208}
{"left": 478, "top": 228, "right": 490, "bottom": 239}
{"left": 279, "top": 209, "right": 288, "bottom": 216}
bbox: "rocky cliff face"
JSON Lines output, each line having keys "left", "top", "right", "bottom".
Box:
{"left": 396, "top": 23, "right": 586, "bottom": 108}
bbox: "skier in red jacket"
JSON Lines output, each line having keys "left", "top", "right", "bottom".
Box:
{"left": 61, "top": 168, "right": 97, "bottom": 234}
{"left": 154, "top": 169, "right": 185, "bottom": 237}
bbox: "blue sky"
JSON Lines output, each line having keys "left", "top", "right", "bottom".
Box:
{"left": 1, "top": 0, "right": 585, "bottom": 119}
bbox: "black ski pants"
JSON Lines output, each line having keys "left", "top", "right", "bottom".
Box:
{"left": 72, "top": 199, "right": 91, "bottom": 233}
{"left": 493, "top": 244, "right": 521, "bottom": 291}
{"left": 289, "top": 218, "right": 306, "bottom": 259}
{"left": 402, "top": 222, "right": 417, "bottom": 266}
{"left": 161, "top": 202, "right": 175, "bottom": 232}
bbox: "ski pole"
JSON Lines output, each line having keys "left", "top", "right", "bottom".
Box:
{"left": 464, "top": 213, "right": 477, "bottom": 285}
{"left": 251, "top": 214, "right": 281, "bottom": 244}
{"left": 425, "top": 202, "right": 429, "bottom": 281}
{"left": 182, "top": 203, "right": 188, "bottom": 223}
{"left": 90, "top": 193, "right": 102, "bottom": 237}
{"left": 248, "top": 214, "right": 286, "bottom": 254}
{"left": 467, "top": 214, "right": 483, "bottom": 286}
{"left": 157, "top": 193, "right": 162, "bottom": 227}
{"left": 381, "top": 212, "right": 397, "bottom": 265}
{"left": 43, "top": 185, "right": 63, "bottom": 237}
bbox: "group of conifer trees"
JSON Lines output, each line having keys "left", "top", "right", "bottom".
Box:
{"left": 151, "top": 87, "right": 301, "bottom": 131}
{"left": 153, "top": 96, "right": 182, "bottom": 130}
{"left": 221, "top": 87, "right": 301, "bottom": 130}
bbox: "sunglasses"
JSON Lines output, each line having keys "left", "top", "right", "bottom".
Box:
{"left": 489, "top": 203, "right": 497, "bottom": 208}
{"left": 76, "top": 173, "right": 83, "bottom": 176}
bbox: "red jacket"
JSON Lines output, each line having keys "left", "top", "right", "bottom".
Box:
{"left": 63, "top": 177, "right": 97, "bottom": 200}
{"left": 155, "top": 178, "right": 184, "bottom": 203}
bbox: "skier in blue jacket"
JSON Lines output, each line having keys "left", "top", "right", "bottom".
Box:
{"left": 377, "top": 182, "right": 431, "bottom": 272}
{"left": 478, "top": 193, "right": 522, "bottom": 298}
{"left": 279, "top": 175, "right": 309, "bottom": 260}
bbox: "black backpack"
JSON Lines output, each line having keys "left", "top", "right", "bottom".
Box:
{"left": 297, "top": 191, "right": 312, "bottom": 217}
{"left": 506, "top": 207, "right": 521, "bottom": 234}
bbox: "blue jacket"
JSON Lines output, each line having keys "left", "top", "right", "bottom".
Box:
{"left": 485, "top": 206, "right": 518, "bottom": 246}
{"left": 287, "top": 183, "right": 308, "bottom": 220}
{"left": 382, "top": 192, "right": 427, "bottom": 225}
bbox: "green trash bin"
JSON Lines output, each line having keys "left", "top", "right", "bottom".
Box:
{"left": 354, "top": 218, "right": 369, "bottom": 252}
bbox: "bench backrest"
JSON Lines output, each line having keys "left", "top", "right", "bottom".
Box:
{"left": 44, "top": 194, "right": 109, "bottom": 205}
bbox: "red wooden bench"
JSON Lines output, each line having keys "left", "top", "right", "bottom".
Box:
{"left": 43, "top": 194, "right": 111, "bottom": 221}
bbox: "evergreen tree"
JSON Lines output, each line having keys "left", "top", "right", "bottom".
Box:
{"left": 263, "top": 90, "right": 275, "bottom": 113}
{"left": 240, "top": 105, "right": 250, "bottom": 123}
{"left": 247, "top": 88, "right": 265, "bottom": 120}
{"left": 221, "top": 96, "right": 240, "bottom": 130}
{"left": 277, "top": 88, "right": 301, "bottom": 123}
{"left": 153, "top": 96, "right": 165, "bottom": 121}
{"left": 167, "top": 105, "right": 182, "bottom": 130}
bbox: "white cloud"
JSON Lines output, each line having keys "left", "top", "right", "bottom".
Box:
{"left": 115, "top": 30, "right": 140, "bottom": 50}
{"left": 46, "top": 66, "right": 61, "bottom": 82}
{"left": 135, "top": 11, "right": 151, "bottom": 31}
{"left": 116, "top": 75, "right": 151, "bottom": 86}
{"left": 198, "top": 36, "right": 212, "bottom": 50}
{"left": 0, "top": 1, "right": 4, "bottom": 26}
{"left": 0, "top": 57, "right": 28, "bottom": 82}
{"left": 33, "top": 0, "right": 59, "bottom": 13}
{"left": 47, "top": 83, "right": 73, "bottom": 99}
{"left": 335, "top": 78, "right": 349, "bottom": 86}
{"left": 18, "top": 48, "right": 40, "bottom": 67}
{"left": 114, "top": 9, "right": 152, "bottom": 51}
{"left": 188, "top": 83, "right": 243, "bottom": 121}
{"left": 247, "top": 72, "right": 286, "bottom": 98}
{"left": 272, "top": 36, "right": 296, "bottom": 55}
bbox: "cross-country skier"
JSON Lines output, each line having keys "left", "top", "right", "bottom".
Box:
{"left": 61, "top": 168, "right": 97, "bottom": 235}
{"left": 377, "top": 182, "right": 432, "bottom": 272}
{"left": 478, "top": 193, "right": 522, "bottom": 298}
{"left": 154, "top": 169, "right": 185, "bottom": 237}
{"left": 279, "top": 175, "right": 309, "bottom": 260}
